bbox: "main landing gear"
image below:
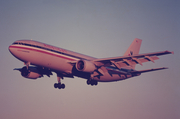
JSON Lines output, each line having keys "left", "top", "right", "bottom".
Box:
{"left": 87, "top": 79, "right": 98, "bottom": 86}
{"left": 54, "top": 74, "right": 65, "bottom": 89}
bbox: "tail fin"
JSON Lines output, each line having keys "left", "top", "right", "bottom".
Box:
{"left": 124, "top": 38, "right": 142, "bottom": 56}
{"left": 123, "top": 38, "right": 142, "bottom": 69}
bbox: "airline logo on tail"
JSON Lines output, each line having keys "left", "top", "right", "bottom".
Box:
{"left": 129, "top": 51, "right": 133, "bottom": 56}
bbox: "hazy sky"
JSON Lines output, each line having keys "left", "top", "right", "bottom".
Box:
{"left": 0, "top": 0, "right": 180, "bottom": 119}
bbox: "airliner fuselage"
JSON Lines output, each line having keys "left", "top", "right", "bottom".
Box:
{"left": 9, "top": 39, "right": 173, "bottom": 89}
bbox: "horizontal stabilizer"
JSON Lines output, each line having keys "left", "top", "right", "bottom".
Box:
{"left": 132, "top": 67, "right": 168, "bottom": 74}
{"left": 14, "top": 68, "right": 22, "bottom": 71}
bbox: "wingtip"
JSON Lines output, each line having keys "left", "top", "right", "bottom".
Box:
{"left": 165, "top": 50, "right": 174, "bottom": 54}
{"left": 163, "top": 67, "right": 168, "bottom": 69}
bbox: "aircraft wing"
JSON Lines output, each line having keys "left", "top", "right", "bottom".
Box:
{"left": 93, "top": 51, "right": 174, "bottom": 68}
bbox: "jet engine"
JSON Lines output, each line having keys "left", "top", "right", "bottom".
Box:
{"left": 15, "top": 66, "right": 43, "bottom": 79}
{"left": 75, "top": 60, "right": 96, "bottom": 73}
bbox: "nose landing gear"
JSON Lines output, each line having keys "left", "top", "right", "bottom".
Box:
{"left": 54, "top": 83, "right": 65, "bottom": 89}
{"left": 54, "top": 74, "right": 65, "bottom": 89}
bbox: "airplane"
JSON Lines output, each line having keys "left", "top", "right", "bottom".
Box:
{"left": 9, "top": 38, "right": 173, "bottom": 89}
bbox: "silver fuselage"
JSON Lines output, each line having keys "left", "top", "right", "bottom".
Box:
{"left": 9, "top": 40, "right": 133, "bottom": 82}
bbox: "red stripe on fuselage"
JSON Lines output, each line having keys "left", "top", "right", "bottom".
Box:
{"left": 9, "top": 45, "right": 77, "bottom": 61}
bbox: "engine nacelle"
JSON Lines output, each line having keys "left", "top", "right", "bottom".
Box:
{"left": 17, "top": 66, "right": 43, "bottom": 79}
{"left": 23, "top": 71, "right": 42, "bottom": 79}
{"left": 75, "top": 60, "right": 96, "bottom": 73}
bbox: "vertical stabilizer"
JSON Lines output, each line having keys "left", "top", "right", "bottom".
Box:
{"left": 123, "top": 38, "right": 142, "bottom": 69}
{"left": 124, "top": 38, "right": 142, "bottom": 56}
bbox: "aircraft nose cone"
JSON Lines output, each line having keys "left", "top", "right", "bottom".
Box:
{"left": 9, "top": 45, "right": 12, "bottom": 52}
{"left": 9, "top": 45, "right": 14, "bottom": 55}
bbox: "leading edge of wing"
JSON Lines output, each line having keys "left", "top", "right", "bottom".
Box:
{"left": 93, "top": 50, "right": 173, "bottom": 64}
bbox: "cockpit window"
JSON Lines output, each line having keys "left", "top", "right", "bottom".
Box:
{"left": 12, "top": 42, "right": 26, "bottom": 45}
{"left": 13, "top": 42, "right": 19, "bottom": 45}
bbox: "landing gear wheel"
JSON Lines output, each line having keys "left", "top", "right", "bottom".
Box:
{"left": 54, "top": 83, "right": 65, "bottom": 89}
{"left": 87, "top": 80, "right": 98, "bottom": 86}
{"left": 94, "top": 81, "right": 98, "bottom": 85}
{"left": 54, "top": 83, "right": 58, "bottom": 88}
{"left": 57, "top": 83, "right": 62, "bottom": 89}
{"left": 61, "top": 84, "right": 65, "bottom": 89}
{"left": 87, "top": 80, "right": 91, "bottom": 85}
